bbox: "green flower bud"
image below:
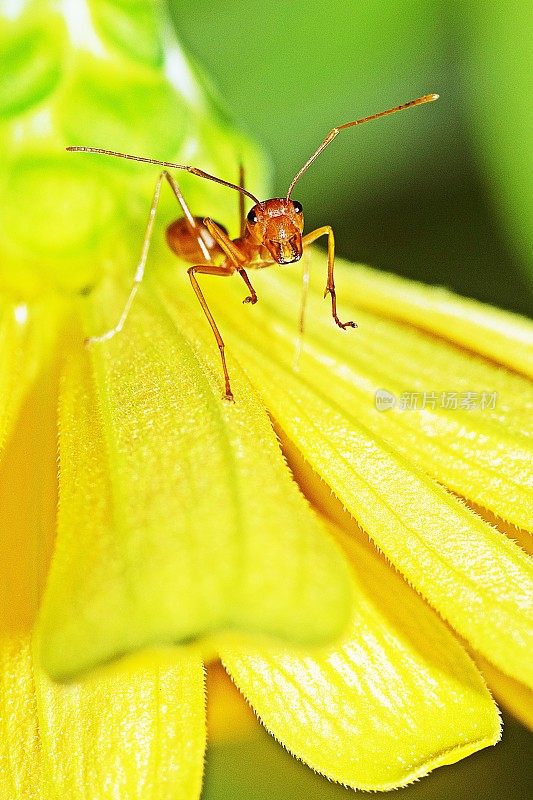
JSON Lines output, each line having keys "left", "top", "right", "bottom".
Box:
{"left": 0, "top": 0, "right": 266, "bottom": 297}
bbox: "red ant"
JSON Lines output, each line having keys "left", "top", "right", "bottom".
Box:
{"left": 68, "top": 93, "right": 438, "bottom": 401}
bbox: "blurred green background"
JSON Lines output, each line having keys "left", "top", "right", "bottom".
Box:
{"left": 170, "top": 1, "right": 533, "bottom": 797}
{"left": 172, "top": 0, "right": 532, "bottom": 316}
{"left": 203, "top": 713, "right": 532, "bottom": 800}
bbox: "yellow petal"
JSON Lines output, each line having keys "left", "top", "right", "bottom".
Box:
{"left": 197, "top": 262, "right": 533, "bottom": 686}
{"left": 0, "top": 296, "right": 62, "bottom": 458}
{"left": 220, "top": 524, "right": 501, "bottom": 791}
{"left": 0, "top": 358, "right": 205, "bottom": 800}
{"left": 474, "top": 654, "right": 533, "bottom": 731}
{"left": 38, "top": 281, "right": 352, "bottom": 679}
{"left": 216, "top": 258, "right": 533, "bottom": 529}
{"left": 0, "top": 341, "right": 59, "bottom": 638}
{"left": 338, "top": 261, "right": 533, "bottom": 377}
{"left": 206, "top": 660, "right": 258, "bottom": 743}
{"left": 1, "top": 641, "right": 206, "bottom": 800}
{"left": 467, "top": 502, "right": 533, "bottom": 557}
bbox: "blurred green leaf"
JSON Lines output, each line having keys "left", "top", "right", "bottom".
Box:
{"left": 0, "top": 14, "right": 64, "bottom": 118}
{"left": 0, "top": 0, "right": 266, "bottom": 298}
{"left": 464, "top": 0, "right": 533, "bottom": 285}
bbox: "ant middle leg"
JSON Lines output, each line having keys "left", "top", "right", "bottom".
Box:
{"left": 203, "top": 218, "right": 258, "bottom": 306}
{"left": 187, "top": 263, "right": 237, "bottom": 401}
{"left": 302, "top": 226, "right": 357, "bottom": 330}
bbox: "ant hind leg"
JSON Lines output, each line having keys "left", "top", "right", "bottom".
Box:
{"left": 86, "top": 170, "right": 212, "bottom": 346}
{"left": 86, "top": 171, "right": 165, "bottom": 345}
{"left": 293, "top": 252, "right": 311, "bottom": 370}
{"left": 187, "top": 263, "right": 236, "bottom": 401}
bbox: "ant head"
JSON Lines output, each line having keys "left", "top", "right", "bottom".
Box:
{"left": 246, "top": 198, "right": 304, "bottom": 264}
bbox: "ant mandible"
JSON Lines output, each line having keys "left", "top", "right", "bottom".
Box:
{"left": 68, "top": 93, "right": 438, "bottom": 401}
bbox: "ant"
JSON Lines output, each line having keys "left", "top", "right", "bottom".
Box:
{"left": 68, "top": 93, "right": 438, "bottom": 401}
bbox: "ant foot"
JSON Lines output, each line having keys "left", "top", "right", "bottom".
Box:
{"left": 243, "top": 294, "right": 258, "bottom": 305}
{"left": 224, "top": 391, "right": 235, "bottom": 403}
{"left": 334, "top": 317, "right": 358, "bottom": 330}
{"left": 85, "top": 328, "right": 118, "bottom": 346}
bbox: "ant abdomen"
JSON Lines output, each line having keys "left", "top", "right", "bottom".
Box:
{"left": 166, "top": 217, "right": 227, "bottom": 264}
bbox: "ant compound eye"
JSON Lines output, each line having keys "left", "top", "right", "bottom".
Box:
{"left": 293, "top": 201, "right": 303, "bottom": 214}
{"left": 247, "top": 207, "right": 258, "bottom": 224}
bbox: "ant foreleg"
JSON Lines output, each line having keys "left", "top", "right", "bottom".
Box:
{"left": 302, "top": 226, "right": 357, "bottom": 330}
{"left": 187, "top": 263, "right": 236, "bottom": 401}
{"left": 237, "top": 267, "right": 258, "bottom": 305}
{"left": 203, "top": 218, "right": 258, "bottom": 305}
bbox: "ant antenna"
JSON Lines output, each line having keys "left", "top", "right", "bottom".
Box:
{"left": 286, "top": 93, "right": 439, "bottom": 198}
{"left": 66, "top": 147, "right": 261, "bottom": 205}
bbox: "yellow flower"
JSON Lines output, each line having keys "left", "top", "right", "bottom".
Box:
{"left": 2, "top": 248, "right": 532, "bottom": 797}
{"left": 1, "top": 2, "right": 532, "bottom": 797}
